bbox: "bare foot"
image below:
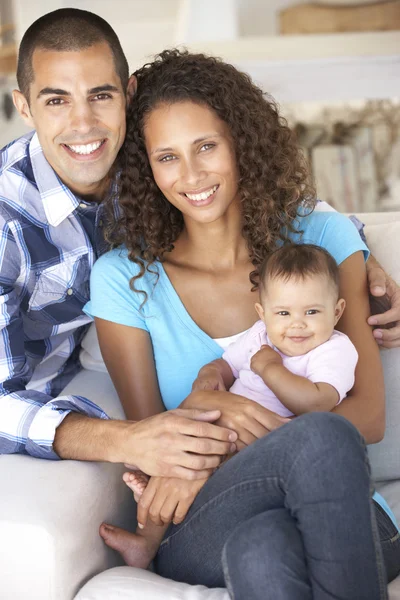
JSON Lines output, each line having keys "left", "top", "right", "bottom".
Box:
{"left": 99, "top": 523, "right": 155, "bottom": 569}
{"left": 123, "top": 471, "right": 149, "bottom": 503}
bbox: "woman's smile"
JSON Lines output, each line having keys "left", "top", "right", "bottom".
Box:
{"left": 181, "top": 184, "right": 219, "bottom": 207}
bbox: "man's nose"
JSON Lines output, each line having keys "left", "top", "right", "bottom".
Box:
{"left": 70, "top": 102, "right": 97, "bottom": 134}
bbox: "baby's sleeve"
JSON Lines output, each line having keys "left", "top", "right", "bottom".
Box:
{"left": 84, "top": 248, "right": 149, "bottom": 331}
{"left": 306, "top": 334, "right": 358, "bottom": 403}
{"left": 222, "top": 330, "right": 254, "bottom": 379}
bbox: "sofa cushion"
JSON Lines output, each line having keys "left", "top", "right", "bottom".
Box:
{"left": 363, "top": 220, "right": 400, "bottom": 481}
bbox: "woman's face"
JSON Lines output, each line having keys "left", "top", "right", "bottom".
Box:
{"left": 144, "top": 101, "right": 240, "bottom": 224}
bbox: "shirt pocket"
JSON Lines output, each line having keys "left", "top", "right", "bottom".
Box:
{"left": 28, "top": 254, "right": 90, "bottom": 324}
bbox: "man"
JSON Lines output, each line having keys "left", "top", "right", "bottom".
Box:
{"left": 0, "top": 8, "right": 237, "bottom": 477}
{"left": 0, "top": 8, "right": 398, "bottom": 471}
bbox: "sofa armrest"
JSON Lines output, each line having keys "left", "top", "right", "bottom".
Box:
{"left": 0, "top": 369, "right": 136, "bottom": 600}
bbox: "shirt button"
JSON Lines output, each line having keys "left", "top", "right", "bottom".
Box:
{"left": 99, "top": 220, "right": 103, "bottom": 227}
{"left": 79, "top": 203, "right": 86, "bottom": 209}
{"left": 67, "top": 288, "right": 73, "bottom": 296}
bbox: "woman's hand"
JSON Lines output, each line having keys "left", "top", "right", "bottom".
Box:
{"left": 136, "top": 475, "right": 208, "bottom": 528}
{"left": 182, "top": 390, "right": 289, "bottom": 450}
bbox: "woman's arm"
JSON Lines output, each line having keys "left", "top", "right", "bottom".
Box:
{"left": 332, "top": 252, "right": 385, "bottom": 444}
{"left": 95, "top": 317, "right": 165, "bottom": 421}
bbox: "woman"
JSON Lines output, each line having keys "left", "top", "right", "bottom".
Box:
{"left": 85, "top": 49, "right": 400, "bottom": 598}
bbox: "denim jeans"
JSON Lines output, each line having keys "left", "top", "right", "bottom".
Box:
{"left": 155, "top": 412, "right": 389, "bottom": 599}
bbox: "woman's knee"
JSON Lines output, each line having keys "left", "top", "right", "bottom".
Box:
{"left": 290, "top": 412, "right": 365, "bottom": 456}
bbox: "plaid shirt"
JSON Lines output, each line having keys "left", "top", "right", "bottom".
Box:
{"left": 0, "top": 131, "right": 108, "bottom": 459}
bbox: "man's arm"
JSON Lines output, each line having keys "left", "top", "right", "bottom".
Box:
{"left": 0, "top": 219, "right": 108, "bottom": 459}
{"left": 316, "top": 203, "right": 400, "bottom": 348}
{"left": 54, "top": 409, "right": 237, "bottom": 479}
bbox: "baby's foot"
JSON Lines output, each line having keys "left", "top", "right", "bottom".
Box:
{"left": 123, "top": 470, "right": 149, "bottom": 503}
{"left": 100, "top": 524, "right": 155, "bottom": 569}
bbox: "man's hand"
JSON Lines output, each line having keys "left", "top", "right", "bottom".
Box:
{"left": 136, "top": 475, "right": 208, "bottom": 528}
{"left": 250, "top": 345, "right": 283, "bottom": 378}
{"left": 366, "top": 255, "right": 400, "bottom": 348}
{"left": 116, "top": 408, "right": 237, "bottom": 480}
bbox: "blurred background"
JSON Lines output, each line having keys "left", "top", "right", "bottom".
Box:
{"left": 1, "top": 0, "right": 399, "bottom": 212}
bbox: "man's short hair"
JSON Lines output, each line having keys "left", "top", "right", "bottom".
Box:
{"left": 259, "top": 243, "right": 340, "bottom": 297}
{"left": 17, "top": 8, "right": 129, "bottom": 101}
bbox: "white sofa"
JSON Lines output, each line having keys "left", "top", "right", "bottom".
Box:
{"left": 1, "top": 212, "right": 400, "bottom": 600}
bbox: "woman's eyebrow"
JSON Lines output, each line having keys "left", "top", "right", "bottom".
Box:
{"left": 152, "top": 133, "right": 222, "bottom": 155}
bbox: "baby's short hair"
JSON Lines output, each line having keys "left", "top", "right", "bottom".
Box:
{"left": 259, "top": 244, "right": 340, "bottom": 297}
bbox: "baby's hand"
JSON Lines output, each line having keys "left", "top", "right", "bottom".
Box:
{"left": 192, "top": 367, "right": 226, "bottom": 392}
{"left": 250, "top": 345, "right": 283, "bottom": 378}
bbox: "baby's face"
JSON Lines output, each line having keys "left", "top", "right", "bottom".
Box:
{"left": 257, "top": 274, "right": 345, "bottom": 357}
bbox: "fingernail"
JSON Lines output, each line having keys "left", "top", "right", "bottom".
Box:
{"left": 374, "top": 330, "right": 383, "bottom": 339}
{"left": 368, "top": 317, "right": 378, "bottom": 325}
{"left": 372, "top": 286, "right": 385, "bottom": 294}
{"left": 377, "top": 339, "right": 383, "bottom": 345}
{"left": 229, "top": 443, "right": 236, "bottom": 453}
{"left": 102, "top": 523, "right": 114, "bottom": 531}
{"left": 229, "top": 432, "right": 237, "bottom": 442}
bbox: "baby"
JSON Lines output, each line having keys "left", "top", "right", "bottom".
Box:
{"left": 195, "top": 243, "right": 358, "bottom": 418}
{"left": 121, "top": 243, "right": 358, "bottom": 568}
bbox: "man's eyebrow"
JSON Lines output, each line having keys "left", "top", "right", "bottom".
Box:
{"left": 37, "top": 84, "right": 120, "bottom": 99}
{"left": 88, "top": 84, "right": 120, "bottom": 95}
{"left": 37, "top": 87, "right": 71, "bottom": 98}
{"left": 152, "top": 133, "right": 222, "bottom": 155}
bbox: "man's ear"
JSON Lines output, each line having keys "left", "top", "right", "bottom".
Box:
{"left": 334, "top": 298, "right": 346, "bottom": 325}
{"left": 126, "top": 75, "right": 137, "bottom": 107}
{"left": 12, "top": 90, "right": 34, "bottom": 128}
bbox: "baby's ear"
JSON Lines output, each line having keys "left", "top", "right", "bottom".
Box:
{"left": 255, "top": 302, "right": 265, "bottom": 322}
{"left": 334, "top": 298, "right": 346, "bottom": 325}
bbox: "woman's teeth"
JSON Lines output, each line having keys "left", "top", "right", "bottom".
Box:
{"left": 185, "top": 185, "right": 218, "bottom": 202}
{"left": 66, "top": 140, "right": 104, "bottom": 155}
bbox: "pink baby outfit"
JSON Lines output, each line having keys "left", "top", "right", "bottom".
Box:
{"left": 222, "top": 320, "right": 358, "bottom": 417}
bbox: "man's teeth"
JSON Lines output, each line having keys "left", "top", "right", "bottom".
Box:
{"left": 185, "top": 185, "right": 218, "bottom": 202}
{"left": 66, "top": 141, "right": 103, "bottom": 155}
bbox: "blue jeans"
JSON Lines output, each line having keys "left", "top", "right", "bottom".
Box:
{"left": 155, "top": 413, "right": 389, "bottom": 599}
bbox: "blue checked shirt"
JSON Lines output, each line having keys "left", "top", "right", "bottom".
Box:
{"left": 0, "top": 131, "right": 109, "bottom": 459}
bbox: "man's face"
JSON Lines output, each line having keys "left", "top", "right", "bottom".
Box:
{"left": 13, "top": 42, "right": 128, "bottom": 199}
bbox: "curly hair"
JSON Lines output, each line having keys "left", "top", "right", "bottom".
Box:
{"left": 105, "top": 49, "right": 316, "bottom": 292}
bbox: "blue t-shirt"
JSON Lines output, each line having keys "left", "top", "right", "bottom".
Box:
{"left": 84, "top": 209, "right": 399, "bottom": 529}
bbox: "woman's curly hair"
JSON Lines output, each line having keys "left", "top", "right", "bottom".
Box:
{"left": 105, "top": 48, "right": 316, "bottom": 291}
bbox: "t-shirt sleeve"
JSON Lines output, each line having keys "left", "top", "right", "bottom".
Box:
{"left": 306, "top": 334, "right": 358, "bottom": 403}
{"left": 304, "top": 211, "right": 369, "bottom": 266}
{"left": 83, "top": 248, "right": 149, "bottom": 331}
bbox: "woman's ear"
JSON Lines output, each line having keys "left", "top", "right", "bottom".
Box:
{"left": 334, "top": 298, "right": 346, "bottom": 325}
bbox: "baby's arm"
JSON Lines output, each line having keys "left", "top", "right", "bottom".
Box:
{"left": 250, "top": 346, "right": 339, "bottom": 415}
{"left": 192, "top": 359, "right": 235, "bottom": 392}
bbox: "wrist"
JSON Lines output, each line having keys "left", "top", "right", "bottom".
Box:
{"left": 259, "top": 362, "right": 284, "bottom": 383}
{"left": 54, "top": 413, "right": 131, "bottom": 462}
